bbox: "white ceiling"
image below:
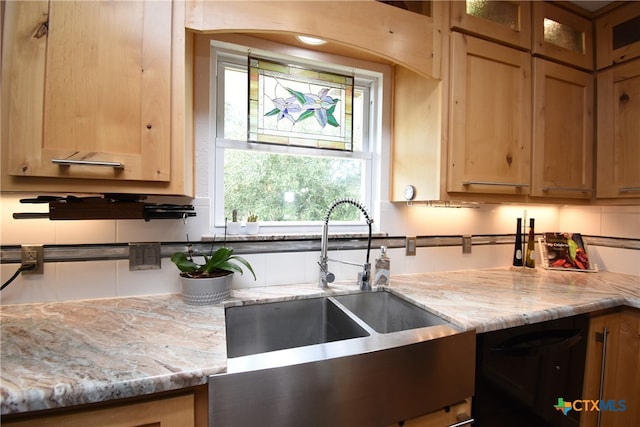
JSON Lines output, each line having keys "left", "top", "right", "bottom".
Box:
{"left": 568, "top": 1, "right": 614, "bottom": 12}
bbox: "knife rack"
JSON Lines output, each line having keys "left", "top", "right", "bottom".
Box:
{"left": 13, "top": 195, "right": 196, "bottom": 221}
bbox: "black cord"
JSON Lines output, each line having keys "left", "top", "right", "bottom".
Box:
{"left": 1, "top": 264, "right": 36, "bottom": 291}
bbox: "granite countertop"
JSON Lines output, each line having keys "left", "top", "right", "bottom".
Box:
{"left": 1, "top": 268, "right": 638, "bottom": 415}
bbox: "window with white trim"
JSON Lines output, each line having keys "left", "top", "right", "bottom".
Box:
{"left": 211, "top": 41, "right": 381, "bottom": 232}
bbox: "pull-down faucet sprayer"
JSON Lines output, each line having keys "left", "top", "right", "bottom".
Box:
{"left": 318, "top": 198, "right": 374, "bottom": 290}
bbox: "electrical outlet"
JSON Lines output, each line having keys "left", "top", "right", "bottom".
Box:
{"left": 21, "top": 245, "right": 44, "bottom": 274}
{"left": 406, "top": 237, "right": 417, "bottom": 256}
{"left": 462, "top": 235, "right": 472, "bottom": 254}
{"left": 129, "top": 243, "right": 162, "bottom": 271}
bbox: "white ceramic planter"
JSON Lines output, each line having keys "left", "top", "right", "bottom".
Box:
{"left": 180, "top": 273, "right": 232, "bottom": 305}
{"left": 227, "top": 222, "right": 242, "bottom": 235}
{"left": 246, "top": 222, "right": 259, "bottom": 235}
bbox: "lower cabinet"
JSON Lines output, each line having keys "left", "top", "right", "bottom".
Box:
{"left": 386, "top": 398, "right": 473, "bottom": 427}
{"left": 2, "top": 390, "right": 205, "bottom": 427}
{"left": 581, "top": 307, "right": 640, "bottom": 427}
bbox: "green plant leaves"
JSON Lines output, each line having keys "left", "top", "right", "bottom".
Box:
{"left": 170, "top": 252, "right": 200, "bottom": 273}
{"left": 171, "top": 247, "right": 256, "bottom": 280}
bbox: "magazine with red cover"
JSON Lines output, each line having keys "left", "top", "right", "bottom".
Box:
{"left": 541, "top": 232, "right": 594, "bottom": 271}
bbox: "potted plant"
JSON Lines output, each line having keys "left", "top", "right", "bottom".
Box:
{"left": 227, "top": 209, "right": 241, "bottom": 235}
{"left": 171, "top": 243, "right": 256, "bottom": 305}
{"left": 246, "top": 212, "right": 259, "bottom": 235}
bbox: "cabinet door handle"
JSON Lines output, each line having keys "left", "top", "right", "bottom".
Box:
{"left": 490, "top": 328, "right": 583, "bottom": 356}
{"left": 542, "top": 186, "right": 593, "bottom": 193}
{"left": 619, "top": 187, "right": 640, "bottom": 193}
{"left": 449, "top": 417, "right": 474, "bottom": 427}
{"left": 52, "top": 159, "right": 124, "bottom": 169}
{"left": 596, "top": 327, "right": 609, "bottom": 427}
{"left": 462, "top": 181, "right": 528, "bottom": 188}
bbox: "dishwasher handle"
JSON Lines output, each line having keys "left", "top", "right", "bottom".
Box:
{"left": 490, "top": 328, "right": 583, "bottom": 357}
{"left": 449, "top": 417, "right": 474, "bottom": 426}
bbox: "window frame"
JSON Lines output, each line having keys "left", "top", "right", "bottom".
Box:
{"left": 209, "top": 40, "right": 384, "bottom": 234}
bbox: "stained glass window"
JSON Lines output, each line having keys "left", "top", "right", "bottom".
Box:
{"left": 249, "top": 56, "right": 354, "bottom": 151}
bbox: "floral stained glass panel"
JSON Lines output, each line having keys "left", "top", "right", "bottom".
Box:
{"left": 249, "top": 57, "right": 354, "bottom": 151}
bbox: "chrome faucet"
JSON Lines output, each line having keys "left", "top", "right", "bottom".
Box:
{"left": 319, "top": 198, "right": 374, "bottom": 291}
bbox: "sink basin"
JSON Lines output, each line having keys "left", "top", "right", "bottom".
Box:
{"left": 334, "top": 291, "right": 449, "bottom": 333}
{"left": 225, "top": 297, "right": 369, "bottom": 358}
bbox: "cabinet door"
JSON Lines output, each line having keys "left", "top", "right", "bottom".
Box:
{"left": 448, "top": 33, "right": 531, "bottom": 196}
{"left": 390, "top": 66, "right": 442, "bottom": 202}
{"left": 582, "top": 312, "right": 620, "bottom": 427}
{"left": 582, "top": 310, "right": 640, "bottom": 427}
{"left": 596, "top": 58, "right": 640, "bottom": 199}
{"left": 450, "top": 0, "right": 531, "bottom": 50}
{"left": 531, "top": 58, "right": 594, "bottom": 199}
{"left": 2, "top": 393, "right": 195, "bottom": 427}
{"left": 4, "top": 0, "right": 172, "bottom": 182}
{"left": 596, "top": 1, "right": 640, "bottom": 70}
{"left": 614, "top": 309, "right": 640, "bottom": 426}
{"left": 532, "top": 1, "right": 593, "bottom": 71}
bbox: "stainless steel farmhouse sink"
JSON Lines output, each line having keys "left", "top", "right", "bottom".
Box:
{"left": 210, "top": 289, "right": 476, "bottom": 427}
{"left": 225, "top": 296, "right": 370, "bottom": 358}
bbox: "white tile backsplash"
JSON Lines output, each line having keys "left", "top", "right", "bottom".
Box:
{"left": 56, "top": 219, "right": 116, "bottom": 244}
{"left": 1, "top": 192, "right": 638, "bottom": 305}
{"left": 115, "top": 198, "right": 210, "bottom": 243}
{"left": 0, "top": 263, "right": 56, "bottom": 304}
{"left": 116, "top": 259, "right": 181, "bottom": 296}
{"left": 56, "top": 261, "right": 117, "bottom": 301}
{"left": 2, "top": 194, "right": 56, "bottom": 244}
{"left": 592, "top": 246, "right": 640, "bottom": 276}
{"left": 601, "top": 206, "right": 640, "bottom": 239}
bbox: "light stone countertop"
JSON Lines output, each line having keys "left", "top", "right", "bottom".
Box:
{"left": 1, "top": 268, "right": 638, "bottom": 415}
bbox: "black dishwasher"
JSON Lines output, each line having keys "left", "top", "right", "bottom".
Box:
{"left": 474, "top": 314, "right": 588, "bottom": 427}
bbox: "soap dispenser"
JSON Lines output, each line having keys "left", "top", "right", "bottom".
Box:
{"left": 374, "top": 246, "right": 390, "bottom": 286}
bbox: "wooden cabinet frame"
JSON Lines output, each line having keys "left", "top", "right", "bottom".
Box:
{"left": 596, "top": 1, "right": 640, "bottom": 70}
{"left": 450, "top": 0, "right": 531, "bottom": 50}
{"left": 532, "top": 1, "right": 594, "bottom": 70}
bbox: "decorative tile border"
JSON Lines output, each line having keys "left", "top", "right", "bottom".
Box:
{"left": 1, "top": 235, "right": 637, "bottom": 265}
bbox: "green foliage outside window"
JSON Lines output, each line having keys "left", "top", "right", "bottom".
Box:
{"left": 224, "top": 150, "right": 363, "bottom": 222}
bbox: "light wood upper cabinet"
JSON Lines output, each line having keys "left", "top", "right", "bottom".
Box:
{"left": 596, "top": 1, "right": 640, "bottom": 70}
{"left": 390, "top": 66, "right": 443, "bottom": 202}
{"left": 532, "top": 1, "right": 593, "bottom": 70}
{"left": 450, "top": 0, "right": 531, "bottom": 50}
{"left": 596, "top": 58, "right": 640, "bottom": 199}
{"left": 448, "top": 32, "right": 531, "bottom": 196}
{"left": 531, "top": 58, "right": 594, "bottom": 199}
{"left": 1, "top": 0, "right": 193, "bottom": 196}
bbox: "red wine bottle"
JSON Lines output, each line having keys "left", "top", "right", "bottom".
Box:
{"left": 512, "top": 218, "right": 523, "bottom": 266}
